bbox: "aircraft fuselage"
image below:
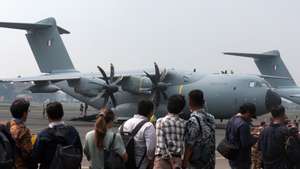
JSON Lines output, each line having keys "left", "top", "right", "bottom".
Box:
{"left": 53, "top": 70, "right": 278, "bottom": 120}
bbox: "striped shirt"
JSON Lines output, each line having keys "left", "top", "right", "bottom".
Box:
{"left": 155, "top": 113, "right": 186, "bottom": 159}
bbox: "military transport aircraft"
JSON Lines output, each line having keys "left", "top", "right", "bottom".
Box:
{"left": 0, "top": 18, "right": 282, "bottom": 120}
{"left": 224, "top": 50, "right": 300, "bottom": 106}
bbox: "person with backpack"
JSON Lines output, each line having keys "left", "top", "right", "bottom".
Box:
{"left": 84, "top": 108, "right": 127, "bottom": 169}
{"left": 8, "top": 98, "right": 34, "bottom": 169}
{"left": 32, "top": 102, "right": 82, "bottom": 169}
{"left": 153, "top": 95, "right": 186, "bottom": 169}
{"left": 0, "top": 123, "right": 16, "bottom": 169}
{"left": 286, "top": 124, "right": 300, "bottom": 169}
{"left": 182, "top": 90, "right": 215, "bottom": 169}
{"left": 119, "top": 100, "right": 156, "bottom": 169}
{"left": 225, "top": 103, "right": 257, "bottom": 169}
{"left": 258, "top": 105, "right": 290, "bottom": 169}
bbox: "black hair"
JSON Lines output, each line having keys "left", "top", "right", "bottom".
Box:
{"left": 239, "top": 102, "right": 256, "bottom": 115}
{"left": 137, "top": 100, "right": 154, "bottom": 117}
{"left": 271, "top": 105, "right": 285, "bottom": 118}
{"left": 189, "top": 90, "right": 205, "bottom": 107}
{"left": 46, "top": 102, "right": 64, "bottom": 120}
{"left": 10, "top": 98, "right": 30, "bottom": 119}
{"left": 167, "top": 95, "right": 186, "bottom": 114}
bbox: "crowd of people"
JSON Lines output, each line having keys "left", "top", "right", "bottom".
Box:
{"left": 0, "top": 89, "right": 299, "bottom": 169}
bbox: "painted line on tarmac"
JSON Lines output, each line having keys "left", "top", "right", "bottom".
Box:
{"left": 81, "top": 157, "right": 227, "bottom": 168}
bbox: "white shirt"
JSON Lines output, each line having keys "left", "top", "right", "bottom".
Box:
{"left": 120, "top": 114, "right": 156, "bottom": 169}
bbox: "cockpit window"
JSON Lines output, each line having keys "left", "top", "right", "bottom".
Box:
{"left": 249, "top": 81, "right": 269, "bottom": 88}
{"left": 261, "top": 82, "right": 268, "bottom": 87}
{"left": 249, "top": 81, "right": 256, "bottom": 88}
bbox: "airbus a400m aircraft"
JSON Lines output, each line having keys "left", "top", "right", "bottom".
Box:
{"left": 0, "top": 18, "right": 281, "bottom": 120}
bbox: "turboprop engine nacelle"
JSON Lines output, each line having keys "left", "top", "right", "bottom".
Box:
{"left": 72, "top": 77, "right": 106, "bottom": 97}
{"left": 122, "top": 76, "right": 152, "bottom": 95}
{"left": 28, "top": 84, "right": 60, "bottom": 93}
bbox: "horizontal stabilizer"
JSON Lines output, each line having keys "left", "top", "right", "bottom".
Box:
{"left": 224, "top": 50, "right": 280, "bottom": 59}
{"left": 0, "top": 22, "right": 70, "bottom": 34}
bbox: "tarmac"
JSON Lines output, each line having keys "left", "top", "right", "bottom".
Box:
{"left": 0, "top": 103, "right": 233, "bottom": 169}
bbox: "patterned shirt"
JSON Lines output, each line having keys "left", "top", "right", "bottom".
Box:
{"left": 251, "top": 126, "right": 264, "bottom": 169}
{"left": 155, "top": 113, "right": 186, "bottom": 159}
{"left": 184, "top": 109, "right": 215, "bottom": 169}
{"left": 9, "top": 119, "right": 33, "bottom": 169}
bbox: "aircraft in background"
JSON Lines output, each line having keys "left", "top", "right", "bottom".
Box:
{"left": 0, "top": 18, "right": 281, "bottom": 120}
{"left": 224, "top": 50, "right": 300, "bottom": 105}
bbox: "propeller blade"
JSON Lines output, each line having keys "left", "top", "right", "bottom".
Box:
{"left": 97, "top": 66, "right": 109, "bottom": 84}
{"left": 102, "top": 95, "right": 109, "bottom": 108}
{"left": 90, "top": 91, "right": 105, "bottom": 102}
{"left": 160, "top": 68, "right": 168, "bottom": 82}
{"left": 144, "top": 71, "right": 157, "bottom": 85}
{"left": 152, "top": 90, "right": 161, "bottom": 107}
{"left": 112, "top": 76, "right": 123, "bottom": 85}
{"left": 154, "top": 62, "right": 160, "bottom": 82}
{"left": 110, "top": 63, "right": 115, "bottom": 83}
{"left": 110, "top": 94, "right": 117, "bottom": 107}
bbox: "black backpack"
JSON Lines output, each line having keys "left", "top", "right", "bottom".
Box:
{"left": 217, "top": 117, "right": 239, "bottom": 160}
{"left": 48, "top": 126, "right": 82, "bottom": 169}
{"left": 120, "top": 120, "right": 147, "bottom": 169}
{"left": 0, "top": 125, "right": 15, "bottom": 169}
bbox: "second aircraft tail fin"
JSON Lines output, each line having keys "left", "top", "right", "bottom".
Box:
{"left": 224, "top": 50, "right": 296, "bottom": 88}
{"left": 0, "top": 17, "right": 76, "bottom": 73}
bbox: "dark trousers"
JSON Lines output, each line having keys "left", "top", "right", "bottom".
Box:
{"left": 229, "top": 161, "right": 251, "bottom": 169}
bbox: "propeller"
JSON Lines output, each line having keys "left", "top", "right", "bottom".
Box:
{"left": 144, "top": 62, "right": 170, "bottom": 107}
{"left": 91, "top": 64, "right": 122, "bottom": 107}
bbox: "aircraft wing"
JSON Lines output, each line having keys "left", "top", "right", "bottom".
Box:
{"left": 1, "top": 69, "right": 154, "bottom": 83}
{"left": 1, "top": 73, "right": 81, "bottom": 82}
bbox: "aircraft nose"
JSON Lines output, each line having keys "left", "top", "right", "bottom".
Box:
{"left": 265, "top": 89, "right": 282, "bottom": 111}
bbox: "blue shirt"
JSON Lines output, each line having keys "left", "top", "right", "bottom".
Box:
{"left": 226, "top": 115, "right": 256, "bottom": 167}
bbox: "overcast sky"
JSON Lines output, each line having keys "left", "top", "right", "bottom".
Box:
{"left": 0, "top": 0, "right": 299, "bottom": 83}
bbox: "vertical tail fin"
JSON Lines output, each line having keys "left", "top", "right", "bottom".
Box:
{"left": 224, "top": 50, "right": 296, "bottom": 87}
{"left": 0, "top": 17, "right": 76, "bottom": 73}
